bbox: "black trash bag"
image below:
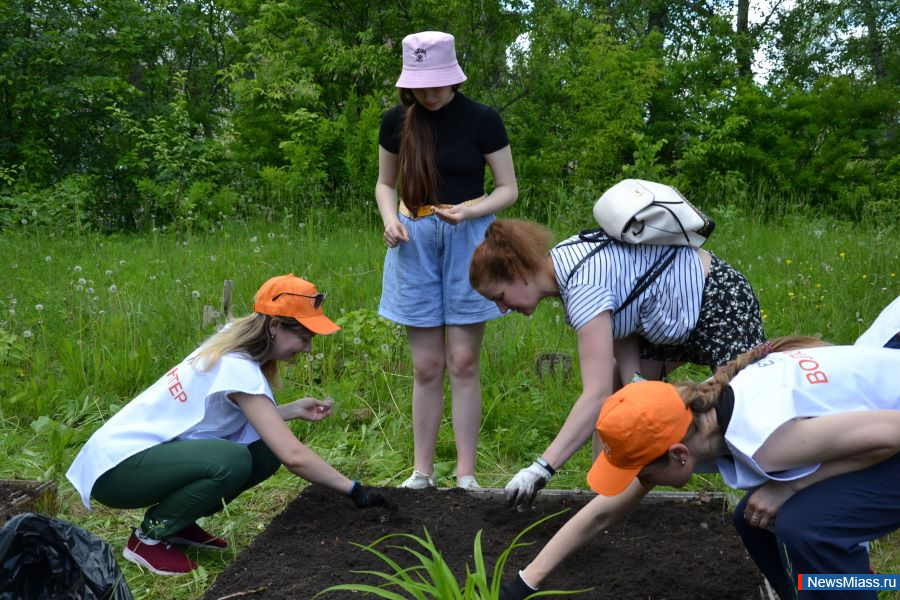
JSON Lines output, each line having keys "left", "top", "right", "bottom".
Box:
{"left": 0, "top": 512, "right": 132, "bottom": 600}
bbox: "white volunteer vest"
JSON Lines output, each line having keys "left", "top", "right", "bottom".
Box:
{"left": 66, "top": 351, "right": 273, "bottom": 508}
{"left": 715, "top": 345, "right": 900, "bottom": 490}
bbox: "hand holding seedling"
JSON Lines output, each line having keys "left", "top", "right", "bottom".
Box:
{"left": 279, "top": 396, "right": 335, "bottom": 422}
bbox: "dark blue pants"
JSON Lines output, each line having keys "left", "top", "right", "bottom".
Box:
{"left": 733, "top": 452, "right": 900, "bottom": 599}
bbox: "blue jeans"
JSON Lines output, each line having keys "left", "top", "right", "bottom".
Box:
{"left": 733, "top": 452, "right": 900, "bottom": 599}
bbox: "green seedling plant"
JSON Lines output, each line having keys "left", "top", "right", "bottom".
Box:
{"left": 316, "top": 509, "right": 591, "bottom": 599}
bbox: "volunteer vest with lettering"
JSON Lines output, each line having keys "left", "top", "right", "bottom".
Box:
{"left": 66, "top": 351, "right": 273, "bottom": 509}
{"left": 714, "top": 345, "right": 900, "bottom": 490}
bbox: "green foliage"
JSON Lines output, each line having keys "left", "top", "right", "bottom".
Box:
{"left": 0, "top": 201, "right": 897, "bottom": 598}
{"left": 334, "top": 309, "right": 405, "bottom": 378}
{"left": 317, "top": 510, "right": 589, "bottom": 599}
{"left": 2, "top": 0, "right": 898, "bottom": 228}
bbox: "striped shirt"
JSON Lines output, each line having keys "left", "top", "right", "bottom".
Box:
{"left": 550, "top": 234, "right": 705, "bottom": 344}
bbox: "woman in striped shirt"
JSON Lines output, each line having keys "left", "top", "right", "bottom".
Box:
{"left": 469, "top": 218, "right": 764, "bottom": 508}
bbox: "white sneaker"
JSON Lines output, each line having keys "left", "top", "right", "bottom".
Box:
{"left": 457, "top": 475, "right": 480, "bottom": 490}
{"left": 400, "top": 470, "right": 437, "bottom": 489}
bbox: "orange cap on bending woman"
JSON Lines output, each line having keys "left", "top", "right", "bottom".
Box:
{"left": 587, "top": 381, "right": 693, "bottom": 496}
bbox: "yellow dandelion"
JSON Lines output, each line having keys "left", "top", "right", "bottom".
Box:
{"left": 862, "top": 274, "right": 868, "bottom": 279}
{"left": 785, "top": 259, "right": 793, "bottom": 265}
{"left": 839, "top": 252, "right": 845, "bottom": 258}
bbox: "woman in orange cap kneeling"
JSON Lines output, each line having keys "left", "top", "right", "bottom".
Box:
{"left": 67, "top": 274, "right": 386, "bottom": 576}
{"left": 500, "top": 336, "right": 900, "bottom": 600}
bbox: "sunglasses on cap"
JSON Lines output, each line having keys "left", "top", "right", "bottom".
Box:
{"left": 271, "top": 291, "right": 327, "bottom": 309}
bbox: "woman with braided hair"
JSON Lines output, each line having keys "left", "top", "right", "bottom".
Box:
{"left": 500, "top": 335, "right": 900, "bottom": 600}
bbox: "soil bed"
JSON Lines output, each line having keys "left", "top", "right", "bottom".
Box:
{"left": 203, "top": 485, "right": 762, "bottom": 600}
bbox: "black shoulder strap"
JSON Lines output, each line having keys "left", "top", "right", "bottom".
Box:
{"left": 560, "top": 228, "right": 678, "bottom": 315}
{"left": 560, "top": 229, "right": 611, "bottom": 287}
{"left": 613, "top": 247, "right": 677, "bottom": 315}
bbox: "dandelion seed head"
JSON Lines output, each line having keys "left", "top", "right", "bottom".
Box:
{"left": 254, "top": 246, "right": 260, "bottom": 253}
{"left": 73, "top": 265, "right": 82, "bottom": 273}
{"left": 250, "top": 236, "right": 258, "bottom": 243}
{"left": 191, "top": 290, "right": 200, "bottom": 299}
{"left": 20, "top": 218, "right": 27, "bottom": 225}
{"left": 35, "top": 304, "right": 43, "bottom": 311}
{"left": 353, "top": 337, "right": 362, "bottom": 345}
{"left": 44, "top": 256, "right": 52, "bottom": 263}
{"left": 105, "top": 269, "right": 113, "bottom": 277}
{"left": 268, "top": 232, "right": 275, "bottom": 240}
{"left": 23, "top": 330, "right": 32, "bottom": 338}
{"left": 108, "top": 284, "right": 117, "bottom": 294}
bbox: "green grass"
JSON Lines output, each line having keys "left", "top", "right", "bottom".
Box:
{"left": 0, "top": 201, "right": 897, "bottom": 598}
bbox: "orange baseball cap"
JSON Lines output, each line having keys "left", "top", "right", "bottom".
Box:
{"left": 587, "top": 381, "right": 692, "bottom": 496}
{"left": 253, "top": 274, "right": 340, "bottom": 335}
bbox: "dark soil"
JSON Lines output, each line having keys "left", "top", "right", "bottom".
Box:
{"left": 203, "top": 486, "right": 763, "bottom": 600}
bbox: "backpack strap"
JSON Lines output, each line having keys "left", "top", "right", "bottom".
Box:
{"left": 559, "top": 228, "right": 678, "bottom": 315}
{"left": 560, "top": 229, "right": 611, "bottom": 287}
{"left": 614, "top": 247, "right": 677, "bottom": 315}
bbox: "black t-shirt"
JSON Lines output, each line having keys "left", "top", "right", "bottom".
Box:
{"left": 378, "top": 92, "right": 510, "bottom": 204}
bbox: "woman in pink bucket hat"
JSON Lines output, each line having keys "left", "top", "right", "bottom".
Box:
{"left": 66, "top": 275, "right": 386, "bottom": 576}
{"left": 375, "top": 31, "right": 518, "bottom": 490}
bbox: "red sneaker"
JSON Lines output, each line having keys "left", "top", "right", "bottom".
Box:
{"left": 170, "top": 522, "right": 228, "bottom": 550}
{"left": 123, "top": 530, "right": 197, "bottom": 575}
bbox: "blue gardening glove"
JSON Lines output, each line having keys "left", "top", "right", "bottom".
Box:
{"left": 500, "top": 571, "right": 538, "bottom": 600}
{"left": 348, "top": 481, "right": 386, "bottom": 509}
{"left": 505, "top": 458, "right": 554, "bottom": 509}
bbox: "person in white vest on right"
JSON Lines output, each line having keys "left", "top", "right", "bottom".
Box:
{"left": 66, "top": 274, "right": 386, "bottom": 576}
{"left": 854, "top": 294, "right": 900, "bottom": 349}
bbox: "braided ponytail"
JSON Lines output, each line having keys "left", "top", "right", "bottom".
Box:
{"left": 676, "top": 336, "right": 831, "bottom": 415}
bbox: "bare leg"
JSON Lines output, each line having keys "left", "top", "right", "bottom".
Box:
{"left": 406, "top": 326, "right": 447, "bottom": 476}
{"left": 446, "top": 323, "right": 486, "bottom": 479}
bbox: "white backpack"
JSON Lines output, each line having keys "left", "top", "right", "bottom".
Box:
{"left": 592, "top": 179, "right": 715, "bottom": 248}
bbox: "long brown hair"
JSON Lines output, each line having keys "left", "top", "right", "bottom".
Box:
{"left": 396, "top": 85, "right": 460, "bottom": 213}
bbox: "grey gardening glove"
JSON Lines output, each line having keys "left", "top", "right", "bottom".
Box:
{"left": 505, "top": 458, "right": 554, "bottom": 509}
{"left": 500, "top": 570, "right": 539, "bottom": 600}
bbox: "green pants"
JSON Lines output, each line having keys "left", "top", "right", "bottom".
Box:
{"left": 92, "top": 438, "right": 281, "bottom": 540}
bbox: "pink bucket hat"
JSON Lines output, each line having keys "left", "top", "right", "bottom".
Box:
{"left": 395, "top": 31, "right": 467, "bottom": 89}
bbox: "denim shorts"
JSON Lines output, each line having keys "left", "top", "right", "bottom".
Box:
{"left": 379, "top": 213, "right": 503, "bottom": 327}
